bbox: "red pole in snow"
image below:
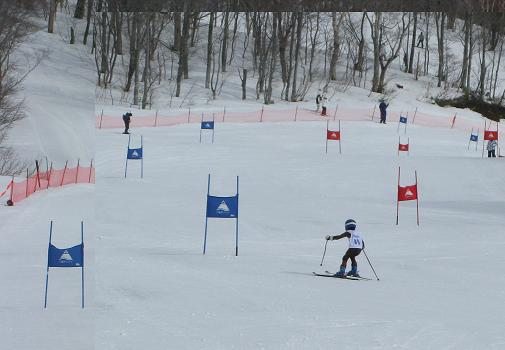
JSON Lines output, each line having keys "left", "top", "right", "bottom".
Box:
{"left": 187, "top": 107, "right": 191, "bottom": 123}
{"left": 25, "top": 168, "right": 29, "bottom": 199}
{"left": 396, "top": 166, "right": 400, "bottom": 225}
{"left": 451, "top": 114, "right": 457, "bottom": 129}
{"left": 325, "top": 120, "right": 328, "bottom": 154}
{"left": 154, "top": 110, "right": 158, "bottom": 127}
{"left": 415, "top": 170, "right": 419, "bottom": 226}
{"left": 60, "top": 161, "right": 68, "bottom": 187}
{"left": 75, "top": 159, "right": 80, "bottom": 184}
{"left": 294, "top": 105, "right": 298, "bottom": 122}
{"left": 88, "top": 159, "right": 93, "bottom": 183}
{"left": 260, "top": 106, "right": 264, "bottom": 122}
{"left": 47, "top": 162, "right": 53, "bottom": 189}
{"left": 412, "top": 107, "right": 418, "bottom": 125}
{"left": 99, "top": 109, "right": 103, "bottom": 129}
{"left": 338, "top": 120, "right": 342, "bottom": 154}
{"left": 223, "top": 106, "right": 226, "bottom": 122}
{"left": 9, "top": 175, "right": 14, "bottom": 204}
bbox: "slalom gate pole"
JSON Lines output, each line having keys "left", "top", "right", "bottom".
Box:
{"left": 363, "top": 249, "right": 380, "bottom": 281}
{"left": 396, "top": 166, "right": 400, "bottom": 225}
{"left": 338, "top": 120, "right": 342, "bottom": 154}
{"left": 412, "top": 107, "right": 417, "bottom": 124}
{"left": 44, "top": 221, "right": 53, "bottom": 308}
{"left": 319, "top": 239, "right": 329, "bottom": 266}
{"left": 203, "top": 174, "right": 211, "bottom": 255}
{"left": 141, "top": 136, "right": 144, "bottom": 179}
{"left": 325, "top": 120, "right": 328, "bottom": 154}
{"left": 415, "top": 170, "right": 419, "bottom": 226}
{"left": 81, "top": 221, "right": 85, "bottom": 309}
{"left": 235, "top": 176, "right": 239, "bottom": 257}
{"left": 468, "top": 127, "right": 473, "bottom": 149}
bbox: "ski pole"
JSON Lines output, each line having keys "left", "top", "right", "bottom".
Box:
{"left": 320, "top": 240, "right": 329, "bottom": 266}
{"left": 363, "top": 249, "right": 380, "bottom": 281}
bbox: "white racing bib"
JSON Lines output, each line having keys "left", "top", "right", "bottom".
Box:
{"left": 348, "top": 230, "right": 363, "bottom": 249}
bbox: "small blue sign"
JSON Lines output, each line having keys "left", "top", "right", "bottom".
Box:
{"left": 201, "top": 121, "right": 215, "bottom": 130}
{"left": 470, "top": 134, "right": 478, "bottom": 142}
{"left": 207, "top": 195, "right": 238, "bottom": 218}
{"left": 127, "top": 147, "right": 143, "bottom": 159}
{"left": 399, "top": 116, "right": 408, "bottom": 124}
{"left": 48, "top": 244, "right": 83, "bottom": 267}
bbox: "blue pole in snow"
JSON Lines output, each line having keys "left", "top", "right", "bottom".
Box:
{"left": 199, "top": 113, "right": 203, "bottom": 143}
{"left": 203, "top": 174, "right": 210, "bottom": 254}
{"left": 141, "top": 136, "right": 144, "bottom": 179}
{"left": 44, "top": 221, "right": 53, "bottom": 308}
{"left": 125, "top": 134, "right": 131, "bottom": 178}
{"left": 212, "top": 114, "right": 215, "bottom": 144}
{"left": 235, "top": 176, "right": 239, "bottom": 256}
{"left": 81, "top": 221, "right": 84, "bottom": 309}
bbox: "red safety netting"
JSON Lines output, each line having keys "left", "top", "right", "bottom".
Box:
{"left": 0, "top": 162, "right": 95, "bottom": 205}
{"left": 95, "top": 105, "right": 493, "bottom": 135}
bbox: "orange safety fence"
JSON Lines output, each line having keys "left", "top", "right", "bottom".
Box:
{"left": 0, "top": 161, "right": 95, "bottom": 205}
{"left": 95, "top": 105, "right": 497, "bottom": 135}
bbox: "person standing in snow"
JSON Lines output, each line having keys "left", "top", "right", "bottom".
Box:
{"left": 379, "top": 100, "right": 388, "bottom": 124}
{"left": 416, "top": 32, "right": 424, "bottom": 48}
{"left": 316, "top": 90, "right": 322, "bottom": 112}
{"left": 122, "top": 112, "right": 132, "bottom": 134}
{"left": 325, "top": 219, "right": 365, "bottom": 277}
{"left": 487, "top": 139, "right": 497, "bottom": 157}
{"left": 321, "top": 94, "right": 328, "bottom": 116}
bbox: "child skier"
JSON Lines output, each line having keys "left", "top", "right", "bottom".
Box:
{"left": 316, "top": 90, "right": 322, "bottom": 112}
{"left": 321, "top": 94, "right": 328, "bottom": 116}
{"left": 325, "top": 219, "right": 365, "bottom": 277}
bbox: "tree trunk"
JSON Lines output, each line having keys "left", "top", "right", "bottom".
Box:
{"left": 265, "top": 14, "right": 278, "bottom": 104}
{"left": 125, "top": 14, "right": 137, "bottom": 92}
{"left": 435, "top": 12, "right": 445, "bottom": 87}
{"left": 290, "top": 12, "right": 303, "bottom": 102}
{"left": 100, "top": 9, "right": 108, "bottom": 74}
{"left": 221, "top": 11, "right": 229, "bottom": 72}
{"left": 329, "top": 12, "right": 340, "bottom": 80}
{"left": 241, "top": 68, "right": 247, "bottom": 100}
{"left": 460, "top": 14, "right": 471, "bottom": 89}
{"left": 74, "top": 0, "right": 86, "bottom": 19}
{"left": 370, "top": 12, "right": 381, "bottom": 92}
{"left": 284, "top": 15, "right": 296, "bottom": 101}
{"left": 354, "top": 12, "right": 366, "bottom": 71}
{"left": 408, "top": 12, "right": 417, "bottom": 73}
{"left": 83, "top": 0, "right": 93, "bottom": 45}
{"left": 205, "top": 12, "right": 214, "bottom": 89}
{"left": 48, "top": 0, "right": 56, "bottom": 33}
{"left": 181, "top": 9, "right": 191, "bottom": 79}
{"left": 142, "top": 18, "right": 151, "bottom": 109}
{"left": 133, "top": 15, "right": 140, "bottom": 104}
{"left": 479, "top": 28, "right": 486, "bottom": 98}
{"left": 173, "top": 12, "right": 181, "bottom": 51}
{"left": 114, "top": 11, "right": 123, "bottom": 55}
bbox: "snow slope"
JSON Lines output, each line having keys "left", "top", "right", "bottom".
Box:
{"left": 6, "top": 10, "right": 95, "bottom": 165}
{"left": 89, "top": 120, "right": 503, "bottom": 349}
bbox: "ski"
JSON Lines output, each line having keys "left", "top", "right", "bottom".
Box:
{"left": 312, "top": 272, "right": 369, "bottom": 280}
{"left": 327, "top": 270, "right": 373, "bottom": 280}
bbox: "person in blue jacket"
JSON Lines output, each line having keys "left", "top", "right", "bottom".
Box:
{"left": 122, "top": 112, "right": 132, "bottom": 134}
{"left": 379, "top": 100, "right": 388, "bottom": 124}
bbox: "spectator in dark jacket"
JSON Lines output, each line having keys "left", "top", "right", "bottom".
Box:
{"left": 379, "top": 101, "right": 388, "bottom": 124}
{"left": 122, "top": 112, "right": 132, "bottom": 134}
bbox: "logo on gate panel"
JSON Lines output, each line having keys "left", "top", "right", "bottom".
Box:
{"left": 216, "top": 200, "right": 230, "bottom": 215}
{"left": 470, "top": 134, "right": 478, "bottom": 142}
{"left": 127, "top": 148, "right": 143, "bottom": 159}
{"left": 400, "top": 116, "right": 407, "bottom": 124}
{"left": 201, "top": 121, "right": 214, "bottom": 130}
{"left": 59, "top": 250, "right": 73, "bottom": 263}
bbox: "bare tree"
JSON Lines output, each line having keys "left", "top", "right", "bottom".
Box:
{"left": 435, "top": 12, "right": 446, "bottom": 87}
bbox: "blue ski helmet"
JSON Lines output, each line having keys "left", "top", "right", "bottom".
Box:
{"left": 345, "top": 219, "right": 356, "bottom": 231}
